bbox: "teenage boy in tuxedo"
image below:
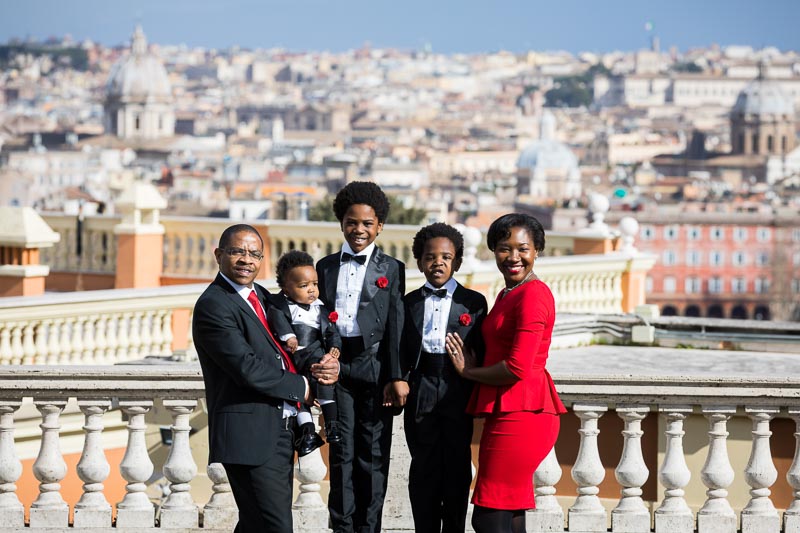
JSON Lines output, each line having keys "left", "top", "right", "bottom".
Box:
{"left": 402, "top": 223, "right": 487, "bottom": 533}
{"left": 316, "top": 181, "right": 407, "bottom": 533}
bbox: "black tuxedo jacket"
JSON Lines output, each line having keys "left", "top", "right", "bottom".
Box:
{"left": 401, "top": 281, "right": 488, "bottom": 375}
{"left": 266, "top": 296, "right": 342, "bottom": 372}
{"left": 193, "top": 274, "right": 307, "bottom": 466}
{"left": 316, "top": 247, "right": 405, "bottom": 383}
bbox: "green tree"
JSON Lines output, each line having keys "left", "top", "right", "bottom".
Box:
{"left": 307, "top": 194, "right": 426, "bottom": 225}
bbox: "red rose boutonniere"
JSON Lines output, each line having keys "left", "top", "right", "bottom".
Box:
{"left": 376, "top": 276, "right": 389, "bottom": 289}
{"left": 459, "top": 313, "right": 472, "bottom": 326}
{"left": 328, "top": 311, "right": 339, "bottom": 323}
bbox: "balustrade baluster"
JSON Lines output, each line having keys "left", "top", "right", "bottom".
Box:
{"left": 741, "top": 406, "right": 780, "bottom": 533}
{"left": 58, "top": 317, "right": 72, "bottom": 364}
{"left": 612, "top": 405, "right": 650, "bottom": 533}
{"left": 139, "top": 311, "right": 153, "bottom": 356}
{"left": 785, "top": 408, "right": 800, "bottom": 533}
{"left": 117, "top": 313, "right": 131, "bottom": 360}
{"left": 9, "top": 324, "right": 23, "bottom": 365}
{"left": 30, "top": 400, "right": 69, "bottom": 528}
{"left": 74, "top": 400, "right": 112, "bottom": 527}
{"left": 151, "top": 310, "right": 166, "bottom": 355}
{"left": 82, "top": 316, "right": 97, "bottom": 363}
{"left": 94, "top": 315, "right": 109, "bottom": 363}
{"left": 160, "top": 399, "right": 199, "bottom": 528}
{"left": 128, "top": 312, "right": 142, "bottom": 360}
{"left": 654, "top": 406, "right": 693, "bottom": 533}
{"left": 21, "top": 324, "right": 36, "bottom": 365}
{"left": 0, "top": 326, "right": 11, "bottom": 364}
{"left": 160, "top": 310, "right": 174, "bottom": 355}
{"left": 0, "top": 402, "right": 23, "bottom": 527}
{"left": 116, "top": 400, "right": 156, "bottom": 528}
{"left": 203, "top": 463, "right": 238, "bottom": 529}
{"left": 71, "top": 316, "right": 86, "bottom": 363}
{"left": 568, "top": 404, "right": 607, "bottom": 532}
{"left": 46, "top": 319, "right": 61, "bottom": 364}
{"left": 529, "top": 446, "right": 564, "bottom": 532}
{"left": 34, "top": 321, "right": 49, "bottom": 364}
{"left": 697, "top": 406, "right": 736, "bottom": 533}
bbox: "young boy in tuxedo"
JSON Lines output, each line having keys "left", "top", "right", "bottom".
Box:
{"left": 403, "top": 223, "right": 488, "bottom": 533}
{"left": 267, "top": 250, "right": 342, "bottom": 457}
{"left": 315, "top": 181, "right": 407, "bottom": 533}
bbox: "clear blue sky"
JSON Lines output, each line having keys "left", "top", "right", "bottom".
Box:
{"left": 1, "top": 0, "right": 798, "bottom": 54}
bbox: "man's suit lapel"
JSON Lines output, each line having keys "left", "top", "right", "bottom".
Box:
{"left": 361, "top": 248, "right": 388, "bottom": 305}
{"left": 322, "top": 257, "right": 340, "bottom": 309}
{"left": 217, "top": 275, "right": 274, "bottom": 347}
{"left": 407, "top": 289, "right": 425, "bottom": 369}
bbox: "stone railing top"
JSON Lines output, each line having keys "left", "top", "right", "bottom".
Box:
{"left": 3, "top": 343, "right": 799, "bottom": 406}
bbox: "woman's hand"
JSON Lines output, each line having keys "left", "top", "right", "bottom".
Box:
{"left": 445, "top": 332, "right": 475, "bottom": 378}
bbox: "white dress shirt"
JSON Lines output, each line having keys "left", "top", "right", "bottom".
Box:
{"left": 279, "top": 298, "right": 324, "bottom": 352}
{"left": 421, "top": 277, "right": 457, "bottom": 354}
{"left": 334, "top": 242, "right": 376, "bottom": 338}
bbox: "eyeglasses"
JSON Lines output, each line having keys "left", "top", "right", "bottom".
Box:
{"left": 224, "top": 247, "right": 264, "bottom": 261}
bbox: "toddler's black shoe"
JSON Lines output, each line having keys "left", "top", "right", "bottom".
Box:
{"left": 325, "top": 421, "right": 342, "bottom": 444}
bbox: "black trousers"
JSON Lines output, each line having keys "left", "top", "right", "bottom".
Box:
{"left": 328, "top": 339, "right": 394, "bottom": 533}
{"left": 404, "top": 359, "right": 474, "bottom": 533}
{"left": 224, "top": 419, "right": 296, "bottom": 533}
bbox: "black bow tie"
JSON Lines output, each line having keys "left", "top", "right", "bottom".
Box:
{"left": 292, "top": 301, "right": 311, "bottom": 311}
{"left": 422, "top": 287, "right": 447, "bottom": 299}
{"left": 341, "top": 252, "right": 367, "bottom": 265}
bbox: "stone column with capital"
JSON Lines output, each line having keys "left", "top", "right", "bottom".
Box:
{"left": 0, "top": 207, "right": 60, "bottom": 297}
{"left": 114, "top": 182, "right": 167, "bottom": 289}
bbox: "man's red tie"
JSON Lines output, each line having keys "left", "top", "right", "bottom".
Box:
{"left": 247, "top": 289, "right": 297, "bottom": 374}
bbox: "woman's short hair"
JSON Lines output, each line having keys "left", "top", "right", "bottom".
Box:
{"left": 486, "top": 213, "right": 545, "bottom": 252}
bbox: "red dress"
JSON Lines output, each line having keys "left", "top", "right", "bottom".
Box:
{"left": 467, "top": 279, "right": 566, "bottom": 510}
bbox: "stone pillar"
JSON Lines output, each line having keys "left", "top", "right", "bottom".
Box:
{"left": 0, "top": 207, "right": 60, "bottom": 297}
{"left": 114, "top": 182, "right": 167, "bottom": 289}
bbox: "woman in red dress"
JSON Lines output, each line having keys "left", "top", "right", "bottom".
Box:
{"left": 446, "top": 213, "right": 566, "bottom": 533}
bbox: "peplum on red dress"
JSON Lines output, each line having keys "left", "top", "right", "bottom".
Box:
{"left": 467, "top": 279, "right": 566, "bottom": 510}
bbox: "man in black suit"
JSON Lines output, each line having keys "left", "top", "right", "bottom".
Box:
{"left": 402, "top": 223, "right": 487, "bottom": 533}
{"left": 193, "top": 224, "right": 340, "bottom": 533}
{"left": 316, "top": 182, "right": 406, "bottom": 533}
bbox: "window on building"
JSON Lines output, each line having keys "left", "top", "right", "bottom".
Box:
{"left": 752, "top": 133, "right": 759, "bottom": 154}
{"left": 645, "top": 276, "right": 654, "bottom": 293}
{"left": 641, "top": 226, "right": 655, "bottom": 241}
{"left": 664, "top": 225, "right": 679, "bottom": 240}
{"left": 708, "top": 277, "right": 723, "bottom": 294}
{"left": 794, "top": 252, "right": 800, "bottom": 267}
{"left": 734, "top": 227, "right": 748, "bottom": 242}
{"left": 767, "top": 135, "right": 774, "bottom": 152}
{"left": 756, "top": 227, "right": 771, "bottom": 242}
{"left": 755, "top": 252, "right": 769, "bottom": 267}
{"left": 134, "top": 114, "right": 141, "bottom": 131}
{"left": 792, "top": 279, "right": 800, "bottom": 294}
{"left": 783, "top": 136, "right": 788, "bottom": 153}
{"left": 710, "top": 251, "right": 724, "bottom": 267}
{"left": 754, "top": 277, "right": 770, "bottom": 294}
{"left": 685, "top": 277, "right": 702, "bottom": 294}
{"left": 793, "top": 228, "right": 800, "bottom": 243}
{"left": 710, "top": 226, "right": 725, "bottom": 240}
{"left": 686, "top": 226, "right": 701, "bottom": 240}
{"left": 738, "top": 133, "right": 745, "bottom": 152}
{"left": 662, "top": 250, "right": 676, "bottom": 266}
{"left": 732, "top": 251, "right": 747, "bottom": 267}
{"left": 732, "top": 277, "right": 747, "bottom": 293}
{"left": 686, "top": 250, "right": 702, "bottom": 266}
{"left": 663, "top": 277, "right": 676, "bottom": 293}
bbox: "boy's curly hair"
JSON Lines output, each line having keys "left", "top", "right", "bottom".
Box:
{"left": 275, "top": 250, "right": 314, "bottom": 288}
{"left": 332, "top": 181, "right": 390, "bottom": 223}
{"left": 412, "top": 223, "right": 464, "bottom": 260}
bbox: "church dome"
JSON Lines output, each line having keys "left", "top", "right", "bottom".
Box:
{"left": 732, "top": 63, "right": 794, "bottom": 117}
{"left": 106, "top": 25, "right": 172, "bottom": 102}
{"left": 517, "top": 110, "right": 579, "bottom": 171}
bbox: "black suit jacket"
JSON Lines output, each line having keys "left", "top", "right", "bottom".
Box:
{"left": 401, "top": 281, "right": 488, "bottom": 375}
{"left": 266, "top": 296, "right": 342, "bottom": 372}
{"left": 316, "top": 247, "right": 405, "bottom": 384}
{"left": 193, "top": 274, "right": 307, "bottom": 466}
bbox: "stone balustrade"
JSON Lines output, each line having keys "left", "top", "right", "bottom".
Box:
{"left": 1, "top": 363, "right": 799, "bottom": 532}
{"left": 40, "top": 215, "right": 118, "bottom": 275}
{"left": 0, "top": 251, "right": 651, "bottom": 366}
